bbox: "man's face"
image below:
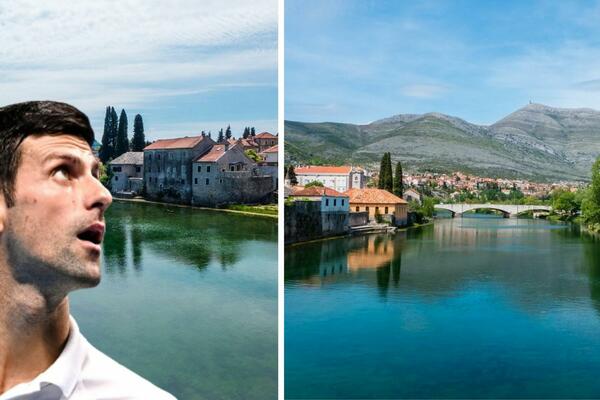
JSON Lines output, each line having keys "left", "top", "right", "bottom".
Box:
{"left": 0, "top": 133, "right": 112, "bottom": 291}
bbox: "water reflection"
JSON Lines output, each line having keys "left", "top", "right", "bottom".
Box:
{"left": 103, "top": 201, "right": 275, "bottom": 273}
{"left": 287, "top": 218, "right": 600, "bottom": 310}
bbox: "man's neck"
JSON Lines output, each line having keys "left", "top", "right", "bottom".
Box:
{"left": 0, "top": 280, "right": 71, "bottom": 394}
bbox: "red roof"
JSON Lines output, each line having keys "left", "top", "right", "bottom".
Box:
{"left": 295, "top": 165, "right": 352, "bottom": 175}
{"left": 262, "top": 145, "right": 278, "bottom": 153}
{"left": 255, "top": 132, "right": 276, "bottom": 139}
{"left": 144, "top": 136, "right": 207, "bottom": 150}
{"left": 290, "top": 186, "right": 347, "bottom": 198}
{"left": 196, "top": 144, "right": 227, "bottom": 162}
{"left": 344, "top": 188, "right": 407, "bottom": 204}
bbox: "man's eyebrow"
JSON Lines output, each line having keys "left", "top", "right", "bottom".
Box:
{"left": 43, "top": 153, "right": 85, "bottom": 165}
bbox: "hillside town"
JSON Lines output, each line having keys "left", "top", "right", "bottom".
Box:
{"left": 284, "top": 161, "right": 586, "bottom": 244}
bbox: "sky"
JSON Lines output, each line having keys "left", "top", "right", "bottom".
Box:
{"left": 0, "top": 0, "right": 277, "bottom": 141}
{"left": 285, "top": 0, "right": 600, "bottom": 125}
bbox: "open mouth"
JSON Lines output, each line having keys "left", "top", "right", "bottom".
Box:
{"left": 77, "top": 224, "right": 105, "bottom": 246}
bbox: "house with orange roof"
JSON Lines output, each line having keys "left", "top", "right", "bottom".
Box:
{"left": 295, "top": 165, "right": 366, "bottom": 193}
{"left": 143, "top": 134, "right": 215, "bottom": 203}
{"left": 345, "top": 188, "right": 408, "bottom": 226}
{"left": 254, "top": 131, "right": 278, "bottom": 152}
{"left": 257, "top": 144, "right": 278, "bottom": 188}
{"left": 288, "top": 186, "right": 349, "bottom": 213}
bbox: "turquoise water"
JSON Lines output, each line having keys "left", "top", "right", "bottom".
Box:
{"left": 69, "top": 201, "right": 277, "bottom": 400}
{"left": 285, "top": 216, "right": 600, "bottom": 399}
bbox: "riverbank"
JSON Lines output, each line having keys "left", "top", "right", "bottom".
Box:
{"left": 287, "top": 220, "right": 430, "bottom": 247}
{"left": 113, "top": 197, "right": 278, "bottom": 219}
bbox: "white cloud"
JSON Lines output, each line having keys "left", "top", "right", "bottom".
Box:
{"left": 401, "top": 84, "right": 449, "bottom": 99}
{"left": 0, "top": 0, "right": 277, "bottom": 127}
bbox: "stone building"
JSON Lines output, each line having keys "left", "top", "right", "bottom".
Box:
{"left": 192, "top": 142, "right": 274, "bottom": 206}
{"left": 254, "top": 132, "right": 278, "bottom": 152}
{"left": 345, "top": 188, "right": 408, "bottom": 226}
{"left": 109, "top": 152, "right": 144, "bottom": 195}
{"left": 258, "top": 145, "right": 278, "bottom": 189}
{"left": 144, "top": 135, "right": 215, "bottom": 203}
{"left": 295, "top": 165, "right": 366, "bottom": 193}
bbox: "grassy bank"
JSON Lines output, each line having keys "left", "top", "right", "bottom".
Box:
{"left": 113, "top": 198, "right": 277, "bottom": 218}
{"left": 221, "top": 204, "right": 278, "bottom": 216}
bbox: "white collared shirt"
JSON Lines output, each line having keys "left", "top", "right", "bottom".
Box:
{"left": 0, "top": 316, "right": 176, "bottom": 400}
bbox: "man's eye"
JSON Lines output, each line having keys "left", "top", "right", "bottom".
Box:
{"left": 53, "top": 167, "right": 71, "bottom": 180}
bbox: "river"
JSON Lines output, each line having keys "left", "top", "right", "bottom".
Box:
{"left": 285, "top": 215, "right": 600, "bottom": 399}
{"left": 69, "top": 201, "right": 278, "bottom": 400}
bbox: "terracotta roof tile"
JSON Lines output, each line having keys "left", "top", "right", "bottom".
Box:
{"left": 344, "top": 188, "right": 407, "bottom": 204}
{"left": 262, "top": 145, "right": 278, "bottom": 153}
{"left": 196, "top": 144, "right": 227, "bottom": 162}
{"left": 144, "top": 136, "right": 207, "bottom": 150}
{"left": 290, "top": 186, "right": 347, "bottom": 198}
{"left": 255, "top": 132, "right": 276, "bottom": 139}
{"left": 295, "top": 165, "right": 352, "bottom": 175}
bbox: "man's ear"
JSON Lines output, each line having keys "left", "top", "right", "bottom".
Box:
{"left": 0, "top": 193, "right": 6, "bottom": 234}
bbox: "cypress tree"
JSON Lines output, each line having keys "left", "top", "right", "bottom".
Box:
{"left": 131, "top": 114, "right": 145, "bottom": 151}
{"left": 99, "top": 106, "right": 113, "bottom": 163}
{"left": 115, "top": 109, "right": 129, "bottom": 157}
{"left": 225, "top": 124, "right": 232, "bottom": 139}
{"left": 393, "top": 160, "right": 403, "bottom": 197}
{"left": 110, "top": 107, "right": 118, "bottom": 158}
{"left": 378, "top": 154, "right": 386, "bottom": 189}
{"left": 250, "top": 127, "right": 256, "bottom": 137}
{"left": 287, "top": 165, "right": 298, "bottom": 185}
{"left": 243, "top": 127, "right": 249, "bottom": 139}
{"left": 217, "top": 128, "right": 224, "bottom": 143}
{"left": 384, "top": 153, "right": 393, "bottom": 192}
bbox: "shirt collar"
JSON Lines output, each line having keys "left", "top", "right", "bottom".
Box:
{"left": 35, "top": 315, "right": 87, "bottom": 398}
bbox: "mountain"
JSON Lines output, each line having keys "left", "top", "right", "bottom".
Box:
{"left": 285, "top": 103, "right": 600, "bottom": 181}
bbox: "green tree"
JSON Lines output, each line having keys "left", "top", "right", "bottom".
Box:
{"left": 115, "top": 109, "right": 129, "bottom": 157}
{"left": 217, "top": 129, "right": 224, "bottom": 143}
{"left": 393, "top": 161, "right": 403, "bottom": 197}
{"left": 245, "top": 149, "right": 261, "bottom": 162}
{"left": 421, "top": 196, "right": 435, "bottom": 218}
{"left": 131, "top": 114, "right": 145, "bottom": 151}
{"left": 99, "top": 106, "right": 114, "bottom": 163}
{"left": 225, "top": 124, "right": 232, "bottom": 140}
{"left": 250, "top": 127, "right": 256, "bottom": 137}
{"left": 305, "top": 180, "right": 324, "bottom": 188}
{"left": 378, "top": 153, "right": 393, "bottom": 191}
{"left": 243, "top": 127, "right": 250, "bottom": 139}
{"left": 552, "top": 189, "right": 580, "bottom": 216}
{"left": 583, "top": 157, "right": 600, "bottom": 225}
{"left": 287, "top": 165, "right": 298, "bottom": 185}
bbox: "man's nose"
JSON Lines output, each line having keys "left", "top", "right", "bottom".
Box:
{"left": 85, "top": 174, "right": 113, "bottom": 213}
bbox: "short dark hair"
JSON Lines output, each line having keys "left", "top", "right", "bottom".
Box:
{"left": 0, "top": 101, "right": 95, "bottom": 207}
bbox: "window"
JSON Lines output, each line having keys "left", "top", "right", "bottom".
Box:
{"left": 207, "top": 166, "right": 211, "bottom": 173}
{"left": 334, "top": 199, "right": 337, "bottom": 206}
{"left": 326, "top": 199, "right": 329, "bottom": 206}
{"left": 181, "top": 179, "right": 184, "bottom": 184}
{"left": 114, "top": 176, "right": 118, "bottom": 181}
{"left": 158, "top": 154, "right": 161, "bottom": 160}
{"left": 158, "top": 166, "right": 161, "bottom": 173}
{"left": 112, "top": 166, "right": 121, "bottom": 172}
{"left": 342, "top": 199, "right": 345, "bottom": 206}
{"left": 219, "top": 179, "right": 223, "bottom": 184}
{"left": 136, "top": 166, "right": 141, "bottom": 173}
{"left": 230, "top": 165, "right": 235, "bottom": 171}
{"left": 366, "top": 206, "right": 369, "bottom": 213}
{"left": 149, "top": 154, "right": 152, "bottom": 160}
{"left": 197, "top": 166, "right": 201, "bottom": 172}
{"left": 206, "top": 178, "right": 209, "bottom": 185}
{"left": 385, "top": 207, "right": 389, "bottom": 214}
{"left": 375, "top": 207, "right": 379, "bottom": 214}
{"left": 356, "top": 206, "right": 359, "bottom": 212}
{"left": 194, "top": 178, "right": 198, "bottom": 184}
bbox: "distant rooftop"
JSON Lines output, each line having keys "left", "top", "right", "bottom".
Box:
{"left": 290, "top": 186, "right": 347, "bottom": 198}
{"left": 295, "top": 165, "right": 352, "bottom": 175}
{"left": 109, "top": 152, "right": 143, "bottom": 165}
{"left": 196, "top": 144, "right": 227, "bottom": 162}
{"left": 255, "top": 132, "right": 276, "bottom": 139}
{"left": 344, "top": 188, "right": 407, "bottom": 204}
{"left": 144, "top": 136, "right": 208, "bottom": 150}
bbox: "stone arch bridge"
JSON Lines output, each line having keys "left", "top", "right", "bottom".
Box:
{"left": 434, "top": 203, "right": 552, "bottom": 218}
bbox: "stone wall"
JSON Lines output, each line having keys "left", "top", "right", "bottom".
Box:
{"left": 193, "top": 171, "right": 274, "bottom": 206}
{"left": 285, "top": 200, "right": 349, "bottom": 244}
{"left": 349, "top": 211, "right": 369, "bottom": 227}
